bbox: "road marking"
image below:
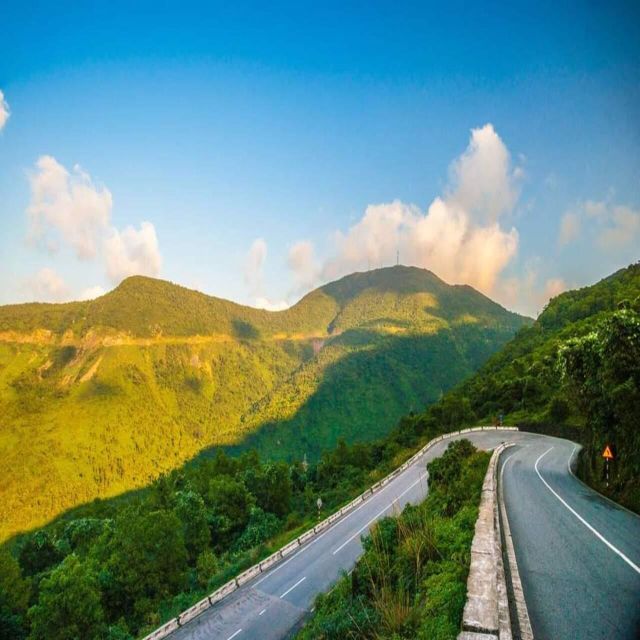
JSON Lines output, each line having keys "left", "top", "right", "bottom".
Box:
{"left": 258, "top": 609, "right": 266, "bottom": 616}
{"left": 535, "top": 447, "right": 640, "bottom": 575}
{"left": 254, "top": 461, "right": 428, "bottom": 587}
{"left": 280, "top": 576, "right": 306, "bottom": 599}
{"left": 567, "top": 444, "right": 577, "bottom": 476}
{"left": 332, "top": 471, "right": 428, "bottom": 555}
{"left": 226, "top": 630, "right": 242, "bottom": 640}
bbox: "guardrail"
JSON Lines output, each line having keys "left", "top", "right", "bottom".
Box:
{"left": 458, "top": 442, "right": 515, "bottom": 640}
{"left": 143, "top": 426, "right": 518, "bottom": 640}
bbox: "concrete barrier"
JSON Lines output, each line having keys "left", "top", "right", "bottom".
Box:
{"left": 142, "top": 426, "right": 519, "bottom": 640}
{"left": 457, "top": 443, "right": 514, "bottom": 640}
{"left": 178, "top": 596, "right": 211, "bottom": 626}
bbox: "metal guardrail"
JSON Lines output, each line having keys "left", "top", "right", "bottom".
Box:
{"left": 142, "top": 426, "right": 518, "bottom": 640}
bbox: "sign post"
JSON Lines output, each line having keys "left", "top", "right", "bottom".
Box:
{"left": 602, "top": 444, "right": 614, "bottom": 487}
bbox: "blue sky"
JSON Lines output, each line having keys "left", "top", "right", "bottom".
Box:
{"left": 0, "top": 1, "right": 638, "bottom": 316}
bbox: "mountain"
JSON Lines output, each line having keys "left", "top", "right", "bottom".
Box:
{"left": 0, "top": 266, "right": 529, "bottom": 540}
{"left": 412, "top": 262, "right": 640, "bottom": 510}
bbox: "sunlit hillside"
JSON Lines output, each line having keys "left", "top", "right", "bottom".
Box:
{"left": 0, "top": 266, "right": 529, "bottom": 540}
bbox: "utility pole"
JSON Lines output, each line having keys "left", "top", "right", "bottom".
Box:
{"left": 396, "top": 249, "right": 399, "bottom": 266}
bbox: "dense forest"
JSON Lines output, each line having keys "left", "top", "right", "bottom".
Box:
{"left": 0, "top": 400, "right": 484, "bottom": 639}
{"left": 413, "top": 262, "right": 640, "bottom": 510}
{"left": 0, "top": 266, "right": 528, "bottom": 540}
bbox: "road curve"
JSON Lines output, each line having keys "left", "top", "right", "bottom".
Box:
{"left": 170, "top": 430, "right": 640, "bottom": 640}
{"left": 499, "top": 435, "right": 640, "bottom": 640}
{"left": 170, "top": 429, "right": 525, "bottom": 640}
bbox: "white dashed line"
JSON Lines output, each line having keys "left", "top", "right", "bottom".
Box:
{"left": 332, "top": 471, "right": 428, "bottom": 555}
{"left": 258, "top": 608, "right": 266, "bottom": 616}
{"left": 535, "top": 447, "right": 640, "bottom": 575}
{"left": 280, "top": 576, "right": 306, "bottom": 599}
{"left": 226, "top": 630, "right": 242, "bottom": 640}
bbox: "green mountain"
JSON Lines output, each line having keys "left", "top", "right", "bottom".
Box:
{"left": 0, "top": 266, "right": 529, "bottom": 540}
{"left": 414, "top": 262, "right": 640, "bottom": 510}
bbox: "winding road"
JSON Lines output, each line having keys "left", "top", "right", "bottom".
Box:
{"left": 499, "top": 435, "right": 640, "bottom": 640}
{"left": 170, "top": 430, "right": 640, "bottom": 640}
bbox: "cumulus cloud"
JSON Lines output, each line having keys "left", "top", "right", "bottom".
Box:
{"left": 25, "top": 268, "right": 70, "bottom": 302}
{"left": 78, "top": 285, "right": 106, "bottom": 300}
{"left": 0, "top": 90, "right": 9, "bottom": 131}
{"left": 27, "top": 156, "right": 113, "bottom": 259}
{"left": 310, "top": 124, "right": 521, "bottom": 297}
{"left": 104, "top": 222, "right": 162, "bottom": 283}
{"left": 25, "top": 156, "right": 163, "bottom": 288}
{"left": 288, "top": 240, "right": 320, "bottom": 293}
{"left": 244, "top": 238, "right": 268, "bottom": 297}
{"left": 558, "top": 212, "right": 581, "bottom": 246}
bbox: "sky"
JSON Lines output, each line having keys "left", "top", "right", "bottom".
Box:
{"left": 0, "top": 1, "right": 638, "bottom": 317}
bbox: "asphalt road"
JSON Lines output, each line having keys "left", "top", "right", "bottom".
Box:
{"left": 499, "top": 435, "right": 640, "bottom": 640}
{"left": 170, "top": 430, "right": 640, "bottom": 640}
{"left": 170, "top": 429, "right": 523, "bottom": 640}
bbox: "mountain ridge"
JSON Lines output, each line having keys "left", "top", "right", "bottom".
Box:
{"left": 0, "top": 266, "right": 530, "bottom": 540}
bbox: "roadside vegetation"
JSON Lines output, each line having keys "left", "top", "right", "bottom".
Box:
{"left": 412, "top": 262, "right": 640, "bottom": 511}
{"left": 0, "top": 402, "right": 492, "bottom": 640}
{"left": 297, "top": 440, "right": 490, "bottom": 640}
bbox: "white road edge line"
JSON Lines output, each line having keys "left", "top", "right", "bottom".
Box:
{"left": 535, "top": 447, "right": 640, "bottom": 575}
{"left": 280, "top": 576, "right": 306, "bottom": 599}
{"left": 226, "top": 629, "right": 242, "bottom": 640}
{"left": 254, "top": 456, "right": 430, "bottom": 586}
{"left": 566, "top": 445, "right": 640, "bottom": 520}
{"left": 332, "top": 471, "right": 428, "bottom": 555}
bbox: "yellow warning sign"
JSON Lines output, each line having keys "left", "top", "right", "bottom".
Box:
{"left": 602, "top": 445, "right": 614, "bottom": 460}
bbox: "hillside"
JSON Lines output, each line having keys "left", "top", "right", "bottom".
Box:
{"left": 410, "top": 262, "right": 640, "bottom": 510}
{"left": 0, "top": 266, "right": 529, "bottom": 540}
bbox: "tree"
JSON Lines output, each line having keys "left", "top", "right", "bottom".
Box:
{"left": 174, "top": 490, "right": 210, "bottom": 562}
{"left": 18, "top": 531, "right": 62, "bottom": 576}
{"left": 105, "top": 509, "right": 188, "bottom": 617}
{"left": 560, "top": 309, "right": 640, "bottom": 505}
{"left": 207, "top": 477, "right": 254, "bottom": 543}
{"left": 195, "top": 549, "right": 219, "bottom": 589}
{"left": 27, "top": 555, "right": 105, "bottom": 640}
{"left": 245, "top": 462, "right": 292, "bottom": 518}
{"left": 0, "top": 549, "right": 30, "bottom": 639}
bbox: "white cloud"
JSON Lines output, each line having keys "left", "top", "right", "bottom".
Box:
{"left": 288, "top": 240, "right": 320, "bottom": 293}
{"left": 0, "top": 90, "right": 9, "bottom": 131}
{"left": 244, "top": 238, "right": 268, "bottom": 297}
{"left": 559, "top": 199, "right": 640, "bottom": 252}
{"left": 254, "top": 297, "right": 289, "bottom": 311}
{"left": 104, "top": 222, "right": 162, "bottom": 284}
{"left": 310, "top": 124, "right": 521, "bottom": 297}
{"left": 447, "top": 123, "right": 520, "bottom": 223}
{"left": 496, "top": 260, "right": 568, "bottom": 317}
{"left": 598, "top": 205, "right": 640, "bottom": 250}
{"left": 25, "top": 268, "right": 69, "bottom": 302}
{"left": 559, "top": 212, "right": 581, "bottom": 246}
{"left": 79, "top": 285, "right": 106, "bottom": 300}
{"left": 25, "top": 156, "right": 163, "bottom": 288}
{"left": 27, "top": 156, "right": 113, "bottom": 259}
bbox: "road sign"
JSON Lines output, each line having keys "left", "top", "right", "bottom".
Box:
{"left": 602, "top": 445, "right": 614, "bottom": 460}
